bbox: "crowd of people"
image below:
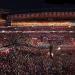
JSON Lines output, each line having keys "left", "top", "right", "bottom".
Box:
{"left": 0, "top": 33, "right": 73, "bottom": 75}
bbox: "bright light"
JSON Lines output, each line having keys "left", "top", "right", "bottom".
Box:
{"left": 68, "top": 25, "right": 71, "bottom": 28}
{"left": 52, "top": 31, "right": 56, "bottom": 32}
{"left": 1, "top": 30, "right": 5, "bottom": 33}
{"left": 47, "top": 52, "right": 54, "bottom": 57}
{"left": 69, "top": 31, "right": 74, "bottom": 33}
{"left": 11, "top": 22, "right": 72, "bottom": 27}
{"left": 57, "top": 47, "right": 61, "bottom": 50}
{"left": 4, "top": 38, "right": 7, "bottom": 39}
{"left": 51, "top": 53, "right": 54, "bottom": 57}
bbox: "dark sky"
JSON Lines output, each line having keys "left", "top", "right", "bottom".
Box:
{"left": 0, "top": 0, "right": 75, "bottom": 11}
{"left": 0, "top": 0, "right": 45, "bottom": 9}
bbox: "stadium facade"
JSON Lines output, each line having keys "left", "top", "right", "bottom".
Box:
{"left": 7, "top": 12, "right": 75, "bottom": 27}
{"left": 0, "top": 9, "right": 75, "bottom": 27}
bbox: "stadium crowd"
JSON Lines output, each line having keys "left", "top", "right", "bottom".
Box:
{"left": 0, "top": 33, "right": 73, "bottom": 75}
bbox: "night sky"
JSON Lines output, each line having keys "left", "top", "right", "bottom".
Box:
{"left": 0, "top": 0, "right": 75, "bottom": 11}
{"left": 0, "top": 0, "right": 46, "bottom": 9}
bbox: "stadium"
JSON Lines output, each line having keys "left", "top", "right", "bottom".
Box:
{"left": 0, "top": 9, "right": 75, "bottom": 75}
